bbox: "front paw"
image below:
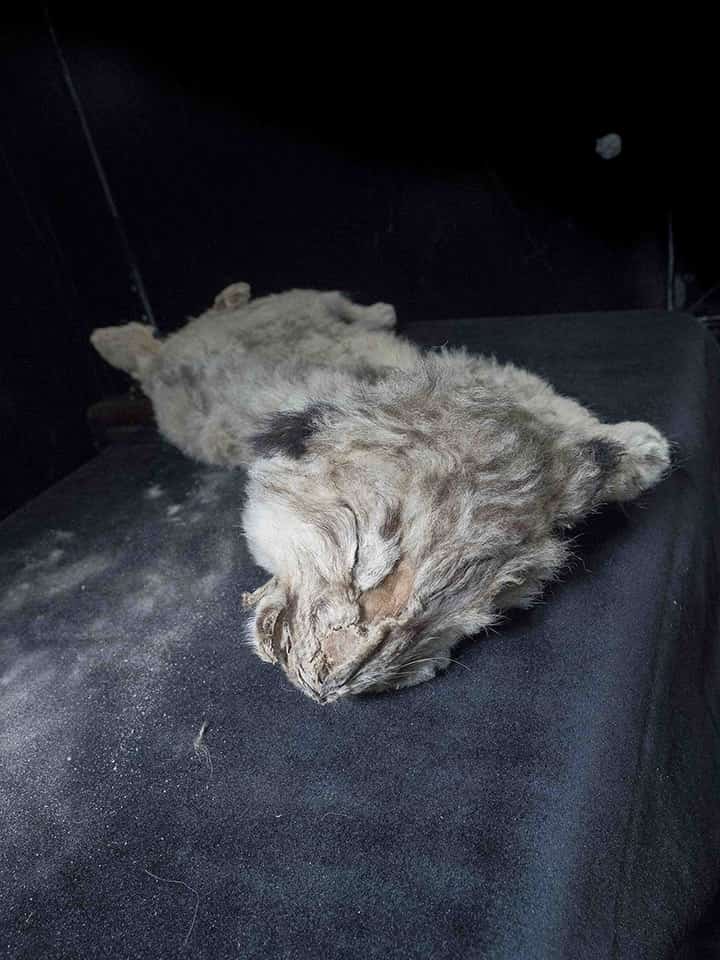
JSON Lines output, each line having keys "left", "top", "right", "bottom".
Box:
{"left": 610, "top": 421, "right": 671, "bottom": 495}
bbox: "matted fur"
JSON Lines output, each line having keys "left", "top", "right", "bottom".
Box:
{"left": 91, "top": 284, "right": 670, "bottom": 703}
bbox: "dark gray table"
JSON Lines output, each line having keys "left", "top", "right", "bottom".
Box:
{"left": 2, "top": 311, "right": 719, "bottom": 959}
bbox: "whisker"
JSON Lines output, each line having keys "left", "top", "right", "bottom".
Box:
{"left": 386, "top": 638, "right": 440, "bottom": 667}
{"left": 402, "top": 656, "right": 472, "bottom": 673}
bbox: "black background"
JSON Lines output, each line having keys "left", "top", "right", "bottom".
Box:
{"left": 0, "top": 12, "right": 715, "bottom": 519}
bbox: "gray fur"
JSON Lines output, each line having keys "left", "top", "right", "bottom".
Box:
{"left": 91, "top": 283, "right": 671, "bottom": 704}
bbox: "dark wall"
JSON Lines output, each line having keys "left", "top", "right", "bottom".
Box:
{"left": 0, "top": 15, "right": 712, "bottom": 520}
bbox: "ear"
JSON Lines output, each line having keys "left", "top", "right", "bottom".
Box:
{"left": 242, "top": 577, "right": 287, "bottom": 663}
{"left": 254, "top": 604, "right": 286, "bottom": 664}
{"left": 359, "top": 558, "right": 414, "bottom": 623}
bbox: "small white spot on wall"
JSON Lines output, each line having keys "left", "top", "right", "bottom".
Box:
{"left": 595, "top": 133, "right": 622, "bottom": 160}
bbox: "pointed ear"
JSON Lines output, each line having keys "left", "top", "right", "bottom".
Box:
{"left": 254, "top": 604, "right": 286, "bottom": 663}
{"left": 242, "top": 577, "right": 287, "bottom": 664}
{"left": 359, "top": 558, "right": 414, "bottom": 623}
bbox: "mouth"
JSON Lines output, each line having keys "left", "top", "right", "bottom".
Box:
{"left": 285, "top": 620, "right": 407, "bottom": 703}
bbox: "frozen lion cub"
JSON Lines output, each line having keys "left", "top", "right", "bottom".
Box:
{"left": 91, "top": 283, "right": 670, "bottom": 703}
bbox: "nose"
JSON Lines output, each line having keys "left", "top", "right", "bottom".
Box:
{"left": 292, "top": 657, "right": 338, "bottom": 704}
{"left": 310, "top": 626, "right": 370, "bottom": 703}
{"left": 291, "top": 624, "right": 371, "bottom": 704}
{"left": 302, "top": 670, "right": 343, "bottom": 705}
{"left": 322, "top": 625, "right": 371, "bottom": 673}
{"left": 313, "top": 677, "right": 341, "bottom": 705}
{"left": 299, "top": 685, "right": 332, "bottom": 705}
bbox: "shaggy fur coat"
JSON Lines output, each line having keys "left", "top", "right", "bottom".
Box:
{"left": 92, "top": 284, "right": 670, "bottom": 703}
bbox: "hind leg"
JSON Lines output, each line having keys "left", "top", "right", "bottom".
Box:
{"left": 599, "top": 421, "right": 671, "bottom": 501}
{"left": 90, "top": 323, "right": 160, "bottom": 380}
{"left": 481, "top": 358, "right": 671, "bottom": 501}
{"left": 321, "top": 292, "right": 396, "bottom": 330}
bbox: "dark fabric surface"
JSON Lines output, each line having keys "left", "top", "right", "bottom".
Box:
{"left": 1, "top": 311, "right": 719, "bottom": 960}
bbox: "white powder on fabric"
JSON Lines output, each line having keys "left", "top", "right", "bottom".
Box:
{"left": 0, "top": 477, "right": 246, "bottom": 885}
{"left": 0, "top": 554, "right": 111, "bottom": 615}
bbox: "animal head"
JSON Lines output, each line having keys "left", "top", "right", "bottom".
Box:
{"left": 240, "top": 355, "right": 616, "bottom": 703}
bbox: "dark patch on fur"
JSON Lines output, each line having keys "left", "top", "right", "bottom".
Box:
{"left": 422, "top": 408, "right": 442, "bottom": 422}
{"left": 585, "top": 438, "right": 623, "bottom": 474}
{"left": 432, "top": 474, "right": 454, "bottom": 504}
{"left": 158, "top": 369, "right": 179, "bottom": 388}
{"left": 284, "top": 591, "right": 298, "bottom": 629}
{"left": 159, "top": 364, "right": 210, "bottom": 414}
{"left": 271, "top": 610, "right": 286, "bottom": 664}
{"left": 179, "top": 364, "right": 201, "bottom": 392}
{"left": 251, "top": 404, "right": 333, "bottom": 459}
{"left": 354, "top": 362, "right": 390, "bottom": 384}
{"left": 421, "top": 471, "right": 454, "bottom": 504}
{"left": 380, "top": 506, "right": 402, "bottom": 540}
{"left": 577, "top": 438, "right": 625, "bottom": 504}
{"left": 256, "top": 606, "right": 286, "bottom": 664}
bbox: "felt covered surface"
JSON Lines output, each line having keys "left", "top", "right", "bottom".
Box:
{"left": 1, "top": 311, "right": 719, "bottom": 960}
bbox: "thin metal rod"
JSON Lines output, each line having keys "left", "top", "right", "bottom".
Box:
{"left": 44, "top": 7, "right": 158, "bottom": 331}
{"left": 666, "top": 210, "right": 675, "bottom": 312}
